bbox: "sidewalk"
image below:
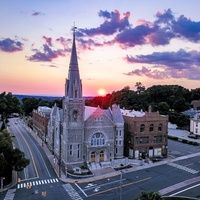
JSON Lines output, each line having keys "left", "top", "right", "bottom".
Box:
{"left": 28, "top": 124, "right": 200, "bottom": 184}
{"left": 2, "top": 122, "right": 200, "bottom": 193}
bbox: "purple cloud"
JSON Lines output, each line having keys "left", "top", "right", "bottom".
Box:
{"left": 77, "top": 10, "right": 131, "bottom": 37}
{"left": 155, "top": 9, "right": 175, "bottom": 24}
{"left": 125, "top": 66, "right": 170, "bottom": 79}
{"left": 27, "top": 36, "right": 66, "bottom": 62}
{"left": 0, "top": 38, "right": 23, "bottom": 53}
{"left": 125, "top": 49, "right": 200, "bottom": 80}
{"left": 172, "top": 15, "right": 200, "bottom": 42}
{"left": 28, "top": 44, "right": 65, "bottom": 62}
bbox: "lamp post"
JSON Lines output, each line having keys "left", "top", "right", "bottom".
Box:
{"left": 120, "top": 171, "right": 123, "bottom": 200}
{"left": 58, "top": 125, "right": 62, "bottom": 178}
{"left": 1, "top": 177, "right": 5, "bottom": 190}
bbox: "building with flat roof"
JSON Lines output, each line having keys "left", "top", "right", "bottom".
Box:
{"left": 122, "top": 106, "right": 168, "bottom": 159}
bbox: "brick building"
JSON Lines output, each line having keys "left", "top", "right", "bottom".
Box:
{"left": 122, "top": 106, "right": 168, "bottom": 159}
{"left": 32, "top": 106, "right": 52, "bottom": 143}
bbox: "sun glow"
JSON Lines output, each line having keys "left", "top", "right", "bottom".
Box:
{"left": 97, "top": 88, "right": 106, "bottom": 96}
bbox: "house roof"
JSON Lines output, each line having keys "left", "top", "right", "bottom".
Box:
{"left": 38, "top": 106, "right": 52, "bottom": 115}
{"left": 121, "top": 108, "right": 145, "bottom": 117}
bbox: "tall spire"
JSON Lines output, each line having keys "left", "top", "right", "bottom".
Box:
{"left": 65, "top": 24, "right": 82, "bottom": 100}
{"left": 69, "top": 24, "right": 78, "bottom": 68}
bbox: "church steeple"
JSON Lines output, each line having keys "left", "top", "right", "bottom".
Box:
{"left": 65, "top": 26, "right": 82, "bottom": 100}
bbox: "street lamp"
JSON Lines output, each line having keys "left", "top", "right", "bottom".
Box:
{"left": 0, "top": 177, "right": 5, "bottom": 190}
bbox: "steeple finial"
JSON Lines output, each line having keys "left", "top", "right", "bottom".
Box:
{"left": 72, "top": 22, "right": 77, "bottom": 37}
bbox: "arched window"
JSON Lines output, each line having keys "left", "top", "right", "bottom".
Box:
{"left": 158, "top": 123, "right": 162, "bottom": 131}
{"left": 140, "top": 124, "right": 145, "bottom": 132}
{"left": 72, "top": 110, "right": 78, "bottom": 122}
{"left": 149, "top": 124, "right": 154, "bottom": 132}
{"left": 91, "top": 133, "right": 105, "bottom": 146}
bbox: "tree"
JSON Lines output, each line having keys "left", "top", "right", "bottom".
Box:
{"left": 0, "top": 129, "right": 29, "bottom": 184}
{"left": 135, "top": 82, "right": 145, "bottom": 94}
{"left": 22, "top": 97, "right": 39, "bottom": 115}
{"left": 137, "top": 191, "right": 162, "bottom": 200}
{"left": 0, "top": 92, "right": 21, "bottom": 120}
{"left": 157, "top": 102, "right": 170, "bottom": 115}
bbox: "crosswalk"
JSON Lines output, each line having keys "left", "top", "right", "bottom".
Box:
{"left": 167, "top": 162, "right": 198, "bottom": 174}
{"left": 17, "top": 178, "right": 59, "bottom": 189}
{"left": 63, "top": 183, "right": 83, "bottom": 200}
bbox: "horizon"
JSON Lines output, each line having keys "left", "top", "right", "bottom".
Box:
{"left": 1, "top": 1, "right": 200, "bottom": 96}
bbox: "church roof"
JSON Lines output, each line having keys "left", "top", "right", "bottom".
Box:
{"left": 111, "top": 105, "right": 124, "bottom": 123}
{"left": 51, "top": 103, "right": 58, "bottom": 117}
{"left": 84, "top": 105, "right": 124, "bottom": 123}
{"left": 84, "top": 106, "right": 97, "bottom": 120}
{"left": 59, "top": 109, "right": 63, "bottom": 122}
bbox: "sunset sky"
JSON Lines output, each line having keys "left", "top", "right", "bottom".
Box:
{"left": 1, "top": 0, "right": 200, "bottom": 96}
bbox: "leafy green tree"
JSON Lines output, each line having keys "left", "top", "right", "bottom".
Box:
{"left": 137, "top": 191, "right": 161, "bottom": 200}
{"left": 190, "top": 88, "right": 200, "bottom": 101}
{"left": 135, "top": 82, "right": 145, "bottom": 94}
{"left": 38, "top": 99, "right": 50, "bottom": 107}
{"left": 0, "top": 92, "right": 21, "bottom": 120}
{"left": 50, "top": 99, "right": 62, "bottom": 108}
{"left": 0, "top": 129, "right": 30, "bottom": 181}
{"left": 21, "top": 97, "right": 39, "bottom": 115}
{"left": 157, "top": 102, "right": 170, "bottom": 115}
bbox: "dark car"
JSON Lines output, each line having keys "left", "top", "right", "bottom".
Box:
{"left": 188, "top": 134, "right": 198, "bottom": 139}
{"left": 151, "top": 155, "right": 164, "bottom": 162}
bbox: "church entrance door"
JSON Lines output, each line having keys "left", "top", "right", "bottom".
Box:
{"left": 91, "top": 152, "right": 95, "bottom": 162}
{"left": 99, "top": 151, "right": 104, "bottom": 162}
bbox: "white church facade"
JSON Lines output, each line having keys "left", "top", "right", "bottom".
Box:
{"left": 47, "top": 30, "right": 124, "bottom": 171}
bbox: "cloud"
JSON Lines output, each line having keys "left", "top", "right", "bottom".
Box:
{"left": 0, "top": 38, "right": 23, "bottom": 53}
{"left": 172, "top": 15, "right": 200, "bottom": 42}
{"left": 76, "top": 8, "right": 200, "bottom": 49}
{"left": 41, "top": 64, "right": 58, "bottom": 68}
{"left": 125, "top": 49, "right": 200, "bottom": 80}
{"left": 42, "top": 36, "right": 53, "bottom": 46}
{"left": 27, "top": 36, "right": 67, "bottom": 62}
{"left": 77, "top": 10, "right": 131, "bottom": 37}
{"left": 124, "top": 66, "right": 170, "bottom": 79}
{"left": 32, "top": 11, "right": 44, "bottom": 16}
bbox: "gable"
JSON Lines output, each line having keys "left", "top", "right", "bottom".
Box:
{"left": 85, "top": 106, "right": 115, "bottom": 126}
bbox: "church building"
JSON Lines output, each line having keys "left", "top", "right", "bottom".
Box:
{"left": 47, "top": 29, "right": 124, "bottom": 171}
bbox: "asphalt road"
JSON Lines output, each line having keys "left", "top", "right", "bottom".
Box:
{"left": 1, "top": 118, "right": 200, "bottom": 200}
{"left": 1, "top": 118, "right": 70, "bottom": 200}
{"left": 71, "top": 155, "right": 200, "bottom": 200}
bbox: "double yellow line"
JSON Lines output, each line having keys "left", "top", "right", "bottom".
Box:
{"left": 13, "top": 120, "right": 39, "bottom": 178}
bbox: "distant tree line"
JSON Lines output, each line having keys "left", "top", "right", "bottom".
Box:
{"left": 85, "top": 83, "right": 200, "bottom": 129}
{"left": 1, "top": 83, "right": 200, "bottom": 129}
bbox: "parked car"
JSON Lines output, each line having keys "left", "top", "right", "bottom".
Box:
{"left": 151, "top": 155, "right": 164, "bottom": 162}
{"left": 188, "top": 134, "right": 198, "bottom": 139}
